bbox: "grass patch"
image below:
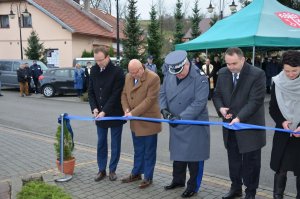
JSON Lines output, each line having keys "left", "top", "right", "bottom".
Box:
{"left": 17, "top": 180, "right": 72, "bottom": 199}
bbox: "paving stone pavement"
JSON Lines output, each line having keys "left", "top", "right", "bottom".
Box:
{"left": 0, "top": 124, "right": 296, "bottom": 199}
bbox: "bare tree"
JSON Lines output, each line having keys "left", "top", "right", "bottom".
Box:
{"left": 156, "top": 0, "right": 166, "bottom": 34}
{"left": 90, "top": 0, "right": 112, "bottom": 14}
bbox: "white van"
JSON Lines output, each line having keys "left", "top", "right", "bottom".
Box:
{"left": 73, "top": 57, "right": 121, "bottom": 67}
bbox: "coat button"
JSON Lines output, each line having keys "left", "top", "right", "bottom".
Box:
{"left": 100, "top": 97, "right": 102, "bottom": 100}
{"left": 131, "top": 97, "right": 133, "bottom": 99}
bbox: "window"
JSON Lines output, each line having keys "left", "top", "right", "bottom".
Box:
{"left": 0, "top": 61, "right": 13, "bottom": 71}
{"left": 21, "top": 14, "right": 32, "bottom": 27}
{"left": 55, "top": 69, "right": 69, "bottom": 77}
{"left": 0, "top": 15, "right": 9, "bottom": 28}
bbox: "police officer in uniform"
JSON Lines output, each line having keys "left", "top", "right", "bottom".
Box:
{"left": 160, "top": 50, "right": 210, "bottom": 198}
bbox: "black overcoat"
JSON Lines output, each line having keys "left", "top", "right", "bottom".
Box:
{"left": 88, "top": 61, "right": 125, "bottom": 128}
{"left": 269, "top": 84, "right": 300, "bottom": 175}
{"left": 213, "top": 62, "right": 266, "bottom": 153}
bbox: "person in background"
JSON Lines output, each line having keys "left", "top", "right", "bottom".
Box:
{"left": 213, "top": 47, "right": 266, "bottom": 199}
{"left": 194, "top": 56, "right": 203, "bottom": 70}
{"left": 74, "top": 63, "right": 84, "bottom": 97}
{"left": 211, "top": 56, "right": 222, "bottom": 85}
{"left": 121, "top": 59, "right": 161, "bottom": 189}
{"left": 145, "top": 55, "right": 157, "bottom": 73}
{"left": 160, "top": 50, "right": 210, "bottom": 198}
{"left": 84, "top": 61, "right": 92, "bottom": 92}
{"left": 30, "top": 60, "right": 43, "bottom": 94}
{"left": 266, "top": 56, "right": 281, "bottom": 94}
{"left": 269, "top": 50, "right": 300, "bottom": 199}
{"left": 88, "top": 47, "right": 125, "bottom": 182}
{"left": 17, "top": 63, "right": 30, "bottom": 97}
{"left": 24, "top": 63, "right": 32, "bottom": 93}
{"left": 202, "top": 58, "right": 215, "bottom": 100}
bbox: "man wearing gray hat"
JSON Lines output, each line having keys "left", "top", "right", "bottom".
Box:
{"left": 160, "top": 50, "right": 210, "bottom": 198}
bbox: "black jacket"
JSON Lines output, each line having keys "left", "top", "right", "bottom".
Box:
{"left": 17, "top": 68, "right": 30, "bottom": 83}
{"left": 213, "top": 62, "right": 266, "bottom": 153}
{"left": 88, "top": 61, "right": 125, "bottom": 128}
{"left": 30, "top": 64, "right": 43, "bottom": 78}
{"left": 269, "top": 84, "right": 300, "bottom": 175}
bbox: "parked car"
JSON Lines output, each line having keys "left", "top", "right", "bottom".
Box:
{"left": 0, "top": 59, "right": 48, "bottom": 88}
{"left": 40, "top": 67, "right": 77, "bottom": 97}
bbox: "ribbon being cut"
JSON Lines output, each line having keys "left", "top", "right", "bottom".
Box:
{"left": 62, "top": 114, "right": 297, "bottom": 135}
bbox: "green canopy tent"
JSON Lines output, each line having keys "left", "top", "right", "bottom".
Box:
{"left": 175, "top": 0, "right": 300, "bottom": 61}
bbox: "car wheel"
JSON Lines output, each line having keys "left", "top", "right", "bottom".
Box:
{"left": 42, "top": 85, "right": 55, "bottom": 97}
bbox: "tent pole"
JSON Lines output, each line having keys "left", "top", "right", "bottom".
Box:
{"left": 252, "top": 46, "right": 255, "bottom": 65}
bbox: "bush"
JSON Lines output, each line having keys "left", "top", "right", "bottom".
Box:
{"left": 54, "top": 122, "right": 74, "bottom": 161}
{"left": 17, "top": 181, "right": 72, "bottom": 199}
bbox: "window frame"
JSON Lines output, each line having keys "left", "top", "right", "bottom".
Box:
{"left": 0, "top": 15, "right": 9, "bottom": 28}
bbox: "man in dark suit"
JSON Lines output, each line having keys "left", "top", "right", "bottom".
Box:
{"left": 213, "top": 47, "right": 266, "bottom": 199}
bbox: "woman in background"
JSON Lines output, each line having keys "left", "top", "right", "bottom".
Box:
{"left": 74, "top": 63, "right": 84, "bottom": 97}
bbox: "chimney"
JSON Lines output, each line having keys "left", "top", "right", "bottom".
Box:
{"left": 84, "top": 0, "right": 90, "bottom": 12}
{"left": 73, "top": 0, "right": 80, "bottom": 4}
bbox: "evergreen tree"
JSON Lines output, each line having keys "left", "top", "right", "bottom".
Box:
{"left": 121, "top": 0, "right": 144, "bottom": 69}
{"left": 278, "top": 0, "right": 300, "bottom": 11}
{"left": 147, "top": 5, "right": 163, "bottom": 76}
{"left": 173, "top": 0, "right": 184, "bottom": 45}
{"left": 191, "top": 0, "right": 201, "bottom": 39}
{"left": 24, "top": 30, "right": 45, "bottom": 61}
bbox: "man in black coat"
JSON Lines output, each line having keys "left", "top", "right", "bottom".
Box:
{"left": 213, "top": 47, "right": 266, "bottom": 199}
{"left": 88, "top": 47, "right": 125, "bottom": 182}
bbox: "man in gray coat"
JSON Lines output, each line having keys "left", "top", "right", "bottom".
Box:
{"left": 213, "top": 47, "right": 266, "bottom": 199}
{"left": 160, "top": 50, "right": 210, "bottom": 198}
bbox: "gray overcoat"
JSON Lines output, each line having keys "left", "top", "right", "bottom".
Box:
{"left": 160, "top": 65, "right": 210, "bottom": 161}
{"left": 213, "top": 63, "right": 266, "bottom": 153}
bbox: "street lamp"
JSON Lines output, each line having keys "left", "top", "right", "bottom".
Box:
{"left": 115, "top": 0, "right": 120, "bottom": 66}
{"left": 9, "top": 1, "right": 30, "bottom": 60}
{"left": 207, "top": 0, "right": 237, "bottom": 20}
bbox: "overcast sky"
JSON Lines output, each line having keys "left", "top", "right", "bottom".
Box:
{"left": 111, "top": 0, "right": 243, "bottom": 20}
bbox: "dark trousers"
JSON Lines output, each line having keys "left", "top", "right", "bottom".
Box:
{"left": 96, "top": 125, "right": 123, "bottom": 173}
{"left": 131, "top": 132, "right": 157, "bottom": 180}
{"left": 32, "top": 77, "right": 40, "bottom": 93}
{"left": 227, "top": 132, "right": 261, "bottom": 196}
{"left": 173, "top": 161, "right": 204, "bottom": 192}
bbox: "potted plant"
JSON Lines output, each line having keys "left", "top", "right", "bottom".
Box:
{"left": 54, "top": 121, "right": 75, "bottom": 175}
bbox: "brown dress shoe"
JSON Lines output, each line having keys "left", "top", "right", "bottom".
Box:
{"left": 94, "top": 171, "right": 106, "bottom": 182}
{"left": 121, "top": 174, "right": 142, "bottom": 183}
{"left": 139, "top": 179, "right": 152, "bottom": 189}
{"left": 109, "top": 172, "right": 117, "bottom": 181}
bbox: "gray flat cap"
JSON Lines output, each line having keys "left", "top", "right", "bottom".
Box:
{"left": 165, "top": 50, "right": 187, "bottom": 74}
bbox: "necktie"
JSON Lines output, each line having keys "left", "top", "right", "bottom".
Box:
{"left": 134, "top": 79, "right": 138, "bottom": 86}
{"left": 233, "top": 73, "right": 238, "bottom": 88}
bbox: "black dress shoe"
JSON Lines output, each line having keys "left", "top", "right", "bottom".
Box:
{"left": 164, "top": 182, "right": 185, "bottom": 190}
{"left": 244, "top": 194, "right": 255, "bottom": 199}
{"left": 222, "top": 188, "right": 242, "bottom": 199}
{"left": 181, "top": 189, "right": 196, "bottom": 198}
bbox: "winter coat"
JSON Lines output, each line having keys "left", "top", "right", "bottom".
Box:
{"left": 17, "top": 68, "right": 30, "bottom": 83}
{"left": 30, "top": 64, "right": 43, "bottom": 79}
{"left": 88, "top": 60, "right": 126, "bottom": 128}
{"left": 160, "top": 65, "right": 210, "bottom": 161}
{"left": 121, "top": 69, "right": 161, "bottom": 136}
{"left": 213, "top": 62, "right": 266, "bottom": 153}
{"left": 74, "top": 68, "right": 84, "bottom": 89}
{"left": 269, "top": 84, "right": 300, "bottom": 175}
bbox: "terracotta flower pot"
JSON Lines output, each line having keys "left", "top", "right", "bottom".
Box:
{"left": 56, "top": 157, "right": 76, "bottom": 175}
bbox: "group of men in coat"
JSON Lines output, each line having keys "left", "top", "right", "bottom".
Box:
{"left": 88, "top": 46, "right": 266, "bottom": 199}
